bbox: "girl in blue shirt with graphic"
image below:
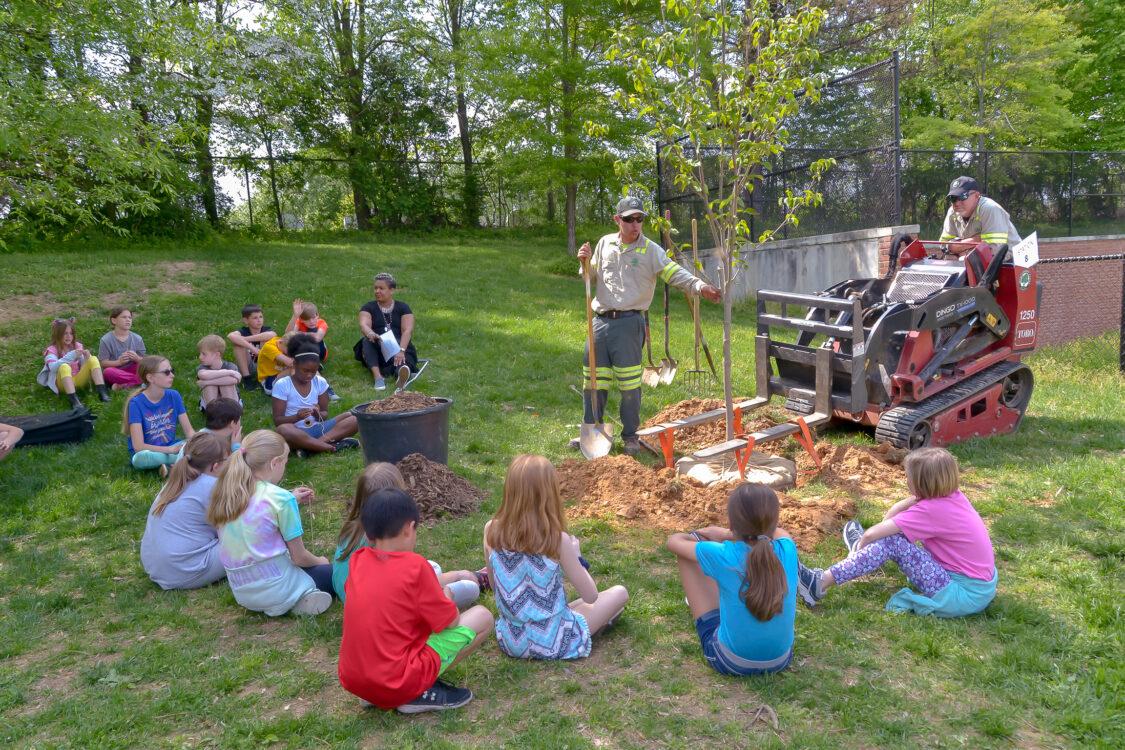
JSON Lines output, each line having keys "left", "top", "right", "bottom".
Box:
{"left": 666, "top": 483, "right": 798, "bottom": 675}
{"left": 122, "top": 355, "right": 195, "bottom": 473}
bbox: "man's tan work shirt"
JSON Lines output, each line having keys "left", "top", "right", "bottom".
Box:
{"left": 587, "top": 233, "right": 704, "bottom": 314}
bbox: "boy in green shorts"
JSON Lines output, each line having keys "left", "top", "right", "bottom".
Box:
{"left": 337, "top": 488, "right": 493, "bottom": 713}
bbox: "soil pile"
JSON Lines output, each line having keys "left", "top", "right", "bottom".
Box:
{"left": 397, "top": 452, "right": 486, "bottom": 524}
{"left": 365, "top": 392, "right": 439, "bottom": 414}
{"left": 642, "top": 398, "right": 787, "bottom": 452}
{"left": 557, "top": 455, "right": 855, "bottom": 552}
{"left": 796, "top": 441, "right": 908, "bottom": 494}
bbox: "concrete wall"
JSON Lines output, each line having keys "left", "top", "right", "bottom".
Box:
{"left": 700, "top": 225, "right": 920, "bottom": 303}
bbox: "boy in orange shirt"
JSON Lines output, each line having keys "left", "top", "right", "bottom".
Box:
{"left": 338, "top": 488, "right": 493, "bottom": 713}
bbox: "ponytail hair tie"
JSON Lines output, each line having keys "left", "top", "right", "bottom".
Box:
{"left": 240, "top": 446, "right": 246, "bottom": 455}
{"left": 183, "top": 454, "right": 191, "bottom": 462}
{"left": 53, "top": 316, "right": 76, "bottom": 324}
{"left": 757, "top": 535, "right": 772, "bottom": 543}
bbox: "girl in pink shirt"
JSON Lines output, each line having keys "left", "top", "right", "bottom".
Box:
{"left": 797, "top": 447, "right": 997, "bottom": 617}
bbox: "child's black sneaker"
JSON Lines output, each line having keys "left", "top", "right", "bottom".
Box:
{"left": 395, "top": 680, "right": 472, "bottom": 714}
{"left": 331, "top": 437, "right": 360, "bottom": 452}
{"left": 796, "top": 562, "right": 824, "bottom": 608}
{"left": 241, "top": 375, "right": 259, "bottom": 391}
{"left": 843, "top": 520, "right": 864, "bottom": 554}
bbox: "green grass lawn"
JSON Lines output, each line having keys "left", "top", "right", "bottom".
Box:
{"left": 0, "top": 232, "right": 1122, "bottom": 748}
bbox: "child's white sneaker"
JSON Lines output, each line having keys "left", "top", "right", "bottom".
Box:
{"left": 291, "top": 590, "right": 331, "bottom": 615}
{"left": 843, "top": 520, "right": 865, "bottom": 554}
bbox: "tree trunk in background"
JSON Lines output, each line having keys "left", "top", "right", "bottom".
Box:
{"left": 561, "top": 4, "right": 577, "bottom": 254}
{"left": 194, "top": 92, "right": 219, "bottom": 226}
{"left": 265, "top": 138, "right": 284, "bottom": 230}
{"left": 335, "top": 4, "right": 373, "bottom": 230}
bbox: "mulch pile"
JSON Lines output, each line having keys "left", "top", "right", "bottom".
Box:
{"left": 364, "top": 391, "right": 439, "bottom": 414}
{"left": 641, "top": 398, "right": 787, "bottom": 453}
{"left": 396, "top": 452, "right": 487, "bottom": 524}
{"left": 559, "top": 399, "right": 912, "bottom": 552}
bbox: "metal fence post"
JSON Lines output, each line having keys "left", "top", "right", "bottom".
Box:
{"left": 1069, "top": 151, "right": 1075, "bottom": 237}
{"left": 892, "top": 50, "right": 901, "bottom": 227}
{"left": 244, "top": 166, "right": 253, "bottom": 228}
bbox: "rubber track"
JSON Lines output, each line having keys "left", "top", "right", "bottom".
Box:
{"left": 874, "top": 360, "right": 1031, "bottom": 448}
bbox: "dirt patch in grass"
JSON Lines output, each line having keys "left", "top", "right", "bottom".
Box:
{"left": 364, "top": 391, "right": 439, "bottom": 413}
{"left": 796, "top": 441, "right": 908, "bottom": 494}
{"left": 397, "top": 453, "right": 487, "bottom": 524}
{"left": 2, "top": 261, "right": 205, "bottom": 322}
{"left": 558, "top": 455, "right": 856, "bottom": 552}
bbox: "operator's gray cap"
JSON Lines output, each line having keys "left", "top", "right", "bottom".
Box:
{"left": 615, "top": 196, "right": 646, "bottom": 217}
{"left": 947, "top": 176, "right": 981, "bottom": 197}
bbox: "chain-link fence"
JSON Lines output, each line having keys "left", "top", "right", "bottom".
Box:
{"left": 658, "top": 56, "right": 901, "bottom": 248}
{"left": 901, "top": 150, "right": 1125, "bottom": 239}
{"left": 657, "top": 54, "right": 1125, "bottom": 247}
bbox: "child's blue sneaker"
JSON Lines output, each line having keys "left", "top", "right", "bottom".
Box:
{"left": 326, "top": 386, "right": 341, "bottom": 403}
{"left": 374, "top": 377, "right": 386, "bottom": 391}
{"left": 796, "top": 562, "right": 824, "bottom": 608}
{"left": 843, "top": 520, "right": 864, "bottom": 554}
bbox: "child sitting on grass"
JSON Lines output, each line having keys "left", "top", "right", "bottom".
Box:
{"left": 195, "top": 334, "right": 242, "bottom": 411}
{"left": 97, "top": 306, "right": 145, "bottom": 388}
{"left": 270, "top": 334, "right": 359, "bottom": 457}
{"left": 177, "top": 397, "right": 242, "bottom": 461}
{"left": 227, "top": 304, "right": 276, "bottom": 391}
{"left": 797, "top": 446, "right": 998, "bottom": 618}
{"left": 333, "top": 462, "right": 486, "bottom": 606}
{"left": 285, "top": 298, "right": 339, "bottom": 402}
{"left": 484, "top": 454, "right": 628, "bottom": 660}
{"left": 37, "top": 317, "right": 112, "bottom": 408}
{"left": 667, "top": 484, "right": 797, "bottom": 675}
{"left": 141, "top": 431, "right": 229, "bottom": 590}
{"left": 0, "top": 421, "right": 24, "bottom": 463}
{"left": 123, "top": 355, "right": 195, "bottom": 474}
{"left": 207, "top": 430, "right": 334, "bottom": 616}
{"left": 256, "top": 330, "right": 296, "bottom": 396}
{"left": 338, "top": 487, "right": 494, "bottom": 713}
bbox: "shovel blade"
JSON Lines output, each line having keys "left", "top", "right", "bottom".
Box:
{"left": 642, "top": 366, "right": 662, "bottom": 388}
{"left": 659, "top": 358, "right": 678, "bottom": 385}
{"left": 580, "top": 422, "right": 614, "bottom": 459}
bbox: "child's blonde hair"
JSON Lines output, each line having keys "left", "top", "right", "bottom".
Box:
{"left": 336, "top": 463, "right": 405, "bottom": 562}
{"left": 279, "top": 330, "right": 298, "bottom": 350}
{"left": 197, "top": 334, "right": 227, "bottom": 354}
{"left": 726, "top": 483, "right": 787, "bottom": 621}
{"left": 48, "top": 318, "right": 76, "bottom": 355}
{"left": 121, "top": 355, "right": 171, "bottom": 434}
{"left": 904, "top": 447, "right": 960, "bottom": 499}
{"left": 300, "top": 302, "right": 319, "bottom": 320}
{"left": 207, "top": 430, "right": 288, "bottom": 527}
{"left": 152, "top": 432, "right": 229, "bottom": 517}
{"left": 486, "top": 454, "right": 566, "bottom": 559}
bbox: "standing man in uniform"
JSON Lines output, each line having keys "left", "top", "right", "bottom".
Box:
{"left": 577, "top": 197, "right": 721, "bottom": 454}
{"left": 940, "top": 176, "right": 1021, "bottom": 247}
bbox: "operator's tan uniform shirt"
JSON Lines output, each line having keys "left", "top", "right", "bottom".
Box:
{"left": 587, "top": 233, "right": 703, "bottom": 313}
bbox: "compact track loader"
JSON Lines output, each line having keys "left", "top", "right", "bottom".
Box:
{"left": 758, "top": 235, "right": 1041, "bottom": 449}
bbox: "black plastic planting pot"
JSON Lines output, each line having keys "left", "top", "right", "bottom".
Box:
{"left": 349, "top": 397, "right": 452, "bottom": 466}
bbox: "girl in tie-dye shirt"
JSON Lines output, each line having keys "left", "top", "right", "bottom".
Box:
{"left": 207, "top": 430, "right": 334, "bottom": 617}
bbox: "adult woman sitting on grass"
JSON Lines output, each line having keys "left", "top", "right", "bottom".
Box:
{"left": 357, "top": 272, "right": 418, "bottom": 392}
{"left": 272, "top": 334, "right": 359, "bottom": 457}
{"left": 666, "top": 484, "right": 798, "bottom": 675}
{"left": 140, "top": 432, "right": 229, "bottom": 590}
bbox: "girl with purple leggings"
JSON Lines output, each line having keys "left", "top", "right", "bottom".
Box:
{"left": 797, "top": 447, "right": 998, "bottom": 618}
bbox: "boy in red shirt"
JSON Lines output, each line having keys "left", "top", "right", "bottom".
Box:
{"left": 338, "top": 488, "right": 494, "bottom": 713}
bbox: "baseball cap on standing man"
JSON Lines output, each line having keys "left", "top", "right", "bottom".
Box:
{"left": 947, "top": 176, "right": 980, "bottom": 198}
{"left": 615, "top": 196, "right": 647, "bottom": 217}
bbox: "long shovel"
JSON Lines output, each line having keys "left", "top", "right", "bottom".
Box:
{"left": 684, "top": 219, "right": 712, "bottom": 393}
{"left": 658, "top": 213, "right": 679, "bottom": 385}
{"left": 581, "top": 257, "right": 613, "bottom": 459}
{"left": 641, "top": 311, "right": 662, "bottom": 388}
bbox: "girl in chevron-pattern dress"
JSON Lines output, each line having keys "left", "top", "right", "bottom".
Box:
{"left": 484, "top": 454, "right": 629, "bottom": 660}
